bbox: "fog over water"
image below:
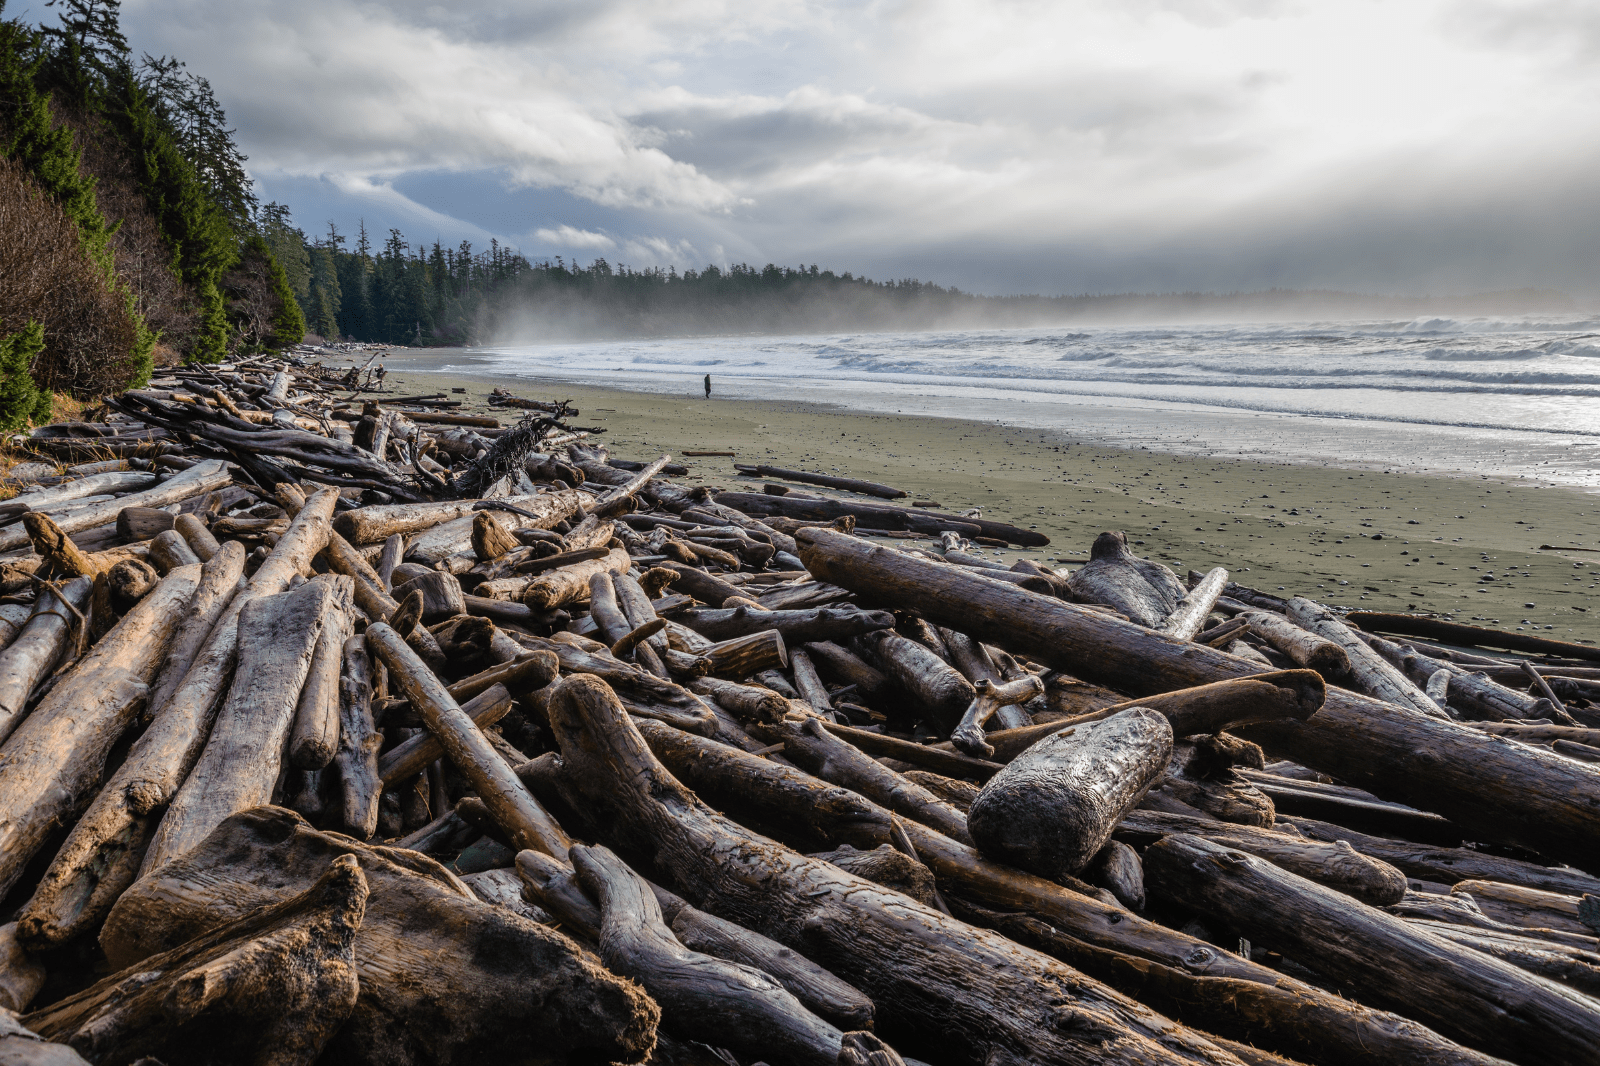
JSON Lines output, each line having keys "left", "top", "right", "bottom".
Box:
{"left": 436, "top": 315, "right": 1600, "bottom": 487}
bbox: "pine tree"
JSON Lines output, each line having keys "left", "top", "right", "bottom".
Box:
{"left": 265, "top": 245, "right": 305, "bottom": 349}
{"left": 0, "top": 321, "right": 48, "bottom": 432}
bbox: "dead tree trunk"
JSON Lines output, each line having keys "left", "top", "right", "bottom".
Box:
{"left": 1241, "top": 611, "right": 1349, "bottom": 674}
{"left": 26, "top": 855, "right": 366, "bottom": 1066}
{"left": 1285, "top": 598, "right": 1444, "bottom": 718}
{"left": 541, "top": 673, "right": 1252, "bottom": 1066}
{"left": 967, "top": 708, "right": 1172, "bottom": 880}
{"left": 0, "top": 565, "right": 200, "bottom": 901}
{"left": 138, "top": 489, "right": 339, "bottom": 875}
{"left": 146, "top": 577, "right": 348, "bottom": 871}
{"left": 1142, "top": 832, "right": 1600, "bottom": 1066}
{"left": 571, "top": 843, "right": 850, "bottom": 1066}
{"left": 1158, "top": 567, "right": 1229, "bottom": 641}
{"left": 795, "top": 529, "right": 1600, "bottom": 869}
{"left": 367, "top": 622, "right": 571, "bottom": 859}
{"left": 102, "top": 806, "right": 658, "bottom": 1066}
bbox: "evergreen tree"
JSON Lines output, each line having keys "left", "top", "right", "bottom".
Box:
{"left": 266, "top": 246, "right": 305, "bottom": 349}
{"left": 260, "top": 201, "right": 310, "bottom": 304}
{"left": 0, "top": 321, "right": 49, "bottom": 432}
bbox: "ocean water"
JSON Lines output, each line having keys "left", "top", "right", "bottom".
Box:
{"left": 444, "top": 315, "right": 1600, "bottom": 487}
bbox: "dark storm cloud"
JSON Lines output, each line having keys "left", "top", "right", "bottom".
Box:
{"left": 105, "top": 0, "right": 1600, "bottom": 296}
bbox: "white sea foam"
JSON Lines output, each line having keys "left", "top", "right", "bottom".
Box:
{"left": 425, "top": 315, "right": 1600, "bottom": 487}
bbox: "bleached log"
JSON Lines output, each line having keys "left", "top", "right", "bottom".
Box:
{"left": 0, "top": 577, "right": 93, "bottom": 745}
{"left": 1158, "top": 567, "right": 1229, "bottom": 641}
{"left": 0, "top": 471, "right": 155, "bottom": 519}
{"left": 0, "top": 460, "right": 231, "bottom": 553}
{"left": 173, "top": 512, "right": 220, "bottom": 561}
{"left": 138, "top": 489, "right": 339, "bottom": 874}
{"left": 1065, "top": 532, "right": 1188, "bottom": 627}
{"left": 290, "top": 592, "right": 354, "bottom": 770}
{"left": 0, "top": 565, "right": 200, "bottom": 901}
{"left": 146, "top": 528, "right": 200, "bottom": 573}
{"left": 334, "top": 636, "right": 381, "bottom": 838}
{"left": 1242, "top": 610, "right": 1349, "bottom": 674}
{"left": 521, "top": 546, "right": 632, "bottom": 611}
{"left": 1286, "top": 597, "right": 1445, "bottom": 718}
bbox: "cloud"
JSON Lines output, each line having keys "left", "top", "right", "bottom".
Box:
{"left": 114, "top": 0, "right": 1600, "bottom": 295}
{"left": 534, "top": 225, "right": 617, "bottom": 249}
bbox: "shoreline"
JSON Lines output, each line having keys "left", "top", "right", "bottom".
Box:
{"left": 346, "top": 346, "right": 1600, "bottom": 641}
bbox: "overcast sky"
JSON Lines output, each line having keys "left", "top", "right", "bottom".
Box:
{"left": 92, "top": 1, "right": 1600, "bottom": 295}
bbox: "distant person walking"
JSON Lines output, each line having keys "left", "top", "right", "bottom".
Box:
{"left": 704, "top": 373, "right": 711, "bottom": 399}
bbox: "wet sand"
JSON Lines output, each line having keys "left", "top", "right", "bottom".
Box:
{"left": 351, "top": 348, "right": 1600, "bottom": 642}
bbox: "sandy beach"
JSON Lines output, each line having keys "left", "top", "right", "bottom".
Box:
{"left": 353, "top": 347, "right": 1599, "bottom": 643}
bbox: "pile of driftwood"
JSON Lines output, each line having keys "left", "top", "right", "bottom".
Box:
{"left": 0, "top": 363, "right": 1596, "bottom": 1066}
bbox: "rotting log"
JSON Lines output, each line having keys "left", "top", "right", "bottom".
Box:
{"left": 23, "top": 513, "right": 103, "bottom": 577}
{"left": 138, "top": 489, "right": 340, "bottom": 875}
{"left": 0, "top": 577, "right": 93, "bottom": 745}
{"left": 102, "top": 806, "right": 659, "bottom": 1066}
{"left": 334, "top": 635, "right": 381, "bottom": 839}
{"left": 968, "top": 708, "right": 1173, "bottom": 880}
{"left": 17, "top": 544, "right": 247, "bottom": 949}
{"left": 1115, "top": 810, "right": 1407, "bottom": 906}
{"left": 542, "top": 674, "right": 1249, "bottom": 1066}
{"left": 796, "top": 529, "right": 1600, "bottom": 869}
{"left": 571, "top": 843, "right": 849, "bottom": 1066}
{"left": 0, "top": 565, "right": 200, "bottom": 902}
{"left": 976, "top": 671, "right": 1325, "bottom": 763}
{"left": 1142, "top": 832, "right": 1600, "bottom": 1066}
{"left": 26, "top": 855, "right": 366, "bottom": 1066}
{"left": 641, "top": 721, "right": 1515, "bottom": 1066}
{"left": 367, "top": 622, "right": 571, "bottom": 859}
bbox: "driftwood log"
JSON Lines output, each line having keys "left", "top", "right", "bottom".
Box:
{"left": 101, "top": 806, "right": 658, "bottom": 1065}
{"left": 0, "top": 577, "right": 94, "bottom": 745}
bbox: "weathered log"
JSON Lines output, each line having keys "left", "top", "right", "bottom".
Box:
{"left": 472, "top": 510, "right": 519, "bottom": 560}
{"left": 612, "top": 619, "right": 667, "bottom": 661}
{"left": 643, "top": 720, "right": 1518, "bottom": 1066}
{"left": 859, "top": 629, "right": 974, "bottom": 732}
{"left": 102, "top": 806, "right": 658, "bottom": 1066}
{"left": 392, "top": 569, "right": 465, "bottom": 624}
{"left": 1451, "top": 879, "right": 1595, "bottom": 939}
{"left": 588, "top": 570, "right": 633, "bottom": 644}
{"left": 824, "top": 720, "right": 1004, "bottom": 781}
{"left": 978, "top": 671, "right": 1326, "bottom": 763}
{"left": 16, "top": 545, "right": 247, "bottom": 949}
{"left": 689, "top": 676, "right": 790, "bottom": 723}
{"left": 1142, "top": 832, "right": 1600, "bottom": 1066}
{"left": 0, "top": 923, "right": 44, "bottom": 1013}
{"left": 1241, "top": 611, "right": 1349, "bottom": 674}
{"left": 1285, "top": 598, "right": 1444, "bottom": 717}
{"left": 768, "top": 712, "right": 973, "bottom": 845}
{"left": 789, "top": 647, "right": 833, "bottom": 715}
{"left": 0, "top": 565, "right": 199, "bottom": 902}
{"left": 367, "top": 622, "right": 570, "bottom": 859}
{"left": 810, "top": 843, "right": 938, "bottom": 906}
{"left": 542, "top": 674, "right": 1251, "bottom": 1066}
{"left": 705, "top": 629, "right": 788, "bottom": 677}
{"left": 735, "top": 463, "right": 906, "bottom": 499}
{"left": 377, "top": 684, "right": 514, "bottom": 785}
{"left": 173, "top": 511, "right": 221, "bottom": 561}
{"left": 1411, "top": 922, "right": 1600, "bottom": 997}
{"left": 1345, "top": 611, "right": 1600, "bottom": 663}
{"left": 968, "top": 708, "right": 1172, "bottom": 880}
{"left": 589, "top": 454, "right": 675, "bottom": 518}
{"left": 1245, "top": 776, "right": 1462, "bottom": 846}
{"left": 23, "top": 513, "right": 103, "bottom": 577}
{"left": 950, "top": 675, "right": 1044, "bottom": 758}
{"left": 323, "top": 530, "right": 400, "bottom": 622}
{"left": 1065, "top": 533, "right": 1189, "bottom": 628}
{"left": 1115, "top": 810, "right": 1407, "bottom": 905}
{"left": 521, "top": 546, "right": 632, "bottom": 611}
{"left": 1384, "top": 889, "right": 1598, "bottom": 949}
{"left": 795, "top": 529, "right": 1600, "bottom": 868}
{"left": 1159, "top": 567, "right": 1229, "bottom": 641}
{"left": 0, "top": 470, "right": 155, "bottom": 519}
{"left": 0, "top": 1006, "right": 90, "bottom": 1064}
{"left": 375, "top": 532, "right": 404, "bottom": 590}
{"left": 145, "top": 577, "right": 347, "bottom": 870}
{"left": 114, "top": 505, "right": 176, "bottom": 542}
{"left": 512, "top": 634, "right": 718, "bottom": 735}
{"left": 290, "top": 593, "right": 353, "bottom": 770}
{"left": 405, "top": 492, "right": 583, "bottom": 564}
{"left": 105, "top": 557, "right": 159, "bottom": 612}
{"left": 0, "top": 577, "right": 93, "bottom": 745}
{"left": 146, "top": 527, "right": 201, "bottom": 574}
{"left": 1277, "top": 814, "right": 1600, "bottom": 897}
{"left": 658, "top": 562, "right": 744, "bottom": 607}
{"left": 714, "top": 491, "right": 1048, "bottom": 546}
{"left": 571, "top": 843, "right": 849, "bottom": 1066}
{"left": 805, "top": 641, "right": 889, "bottom": 695}
{"left": 1085, "top": 840, "right": 1146, "bottom": 911}
{"left": 333, "top": 635, "right": 382, "bottom": 839}
{"left": 562, "top": 515, "right": 617, "bottom": 552}
{"left": 27, "top": 854, "right": 365, "bottom": 1066}
{"left": 0, "top": 460, "right": 231, "bottom": 552}
{"left": 139, "top": 489, "right": 341, "bottom": 874}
